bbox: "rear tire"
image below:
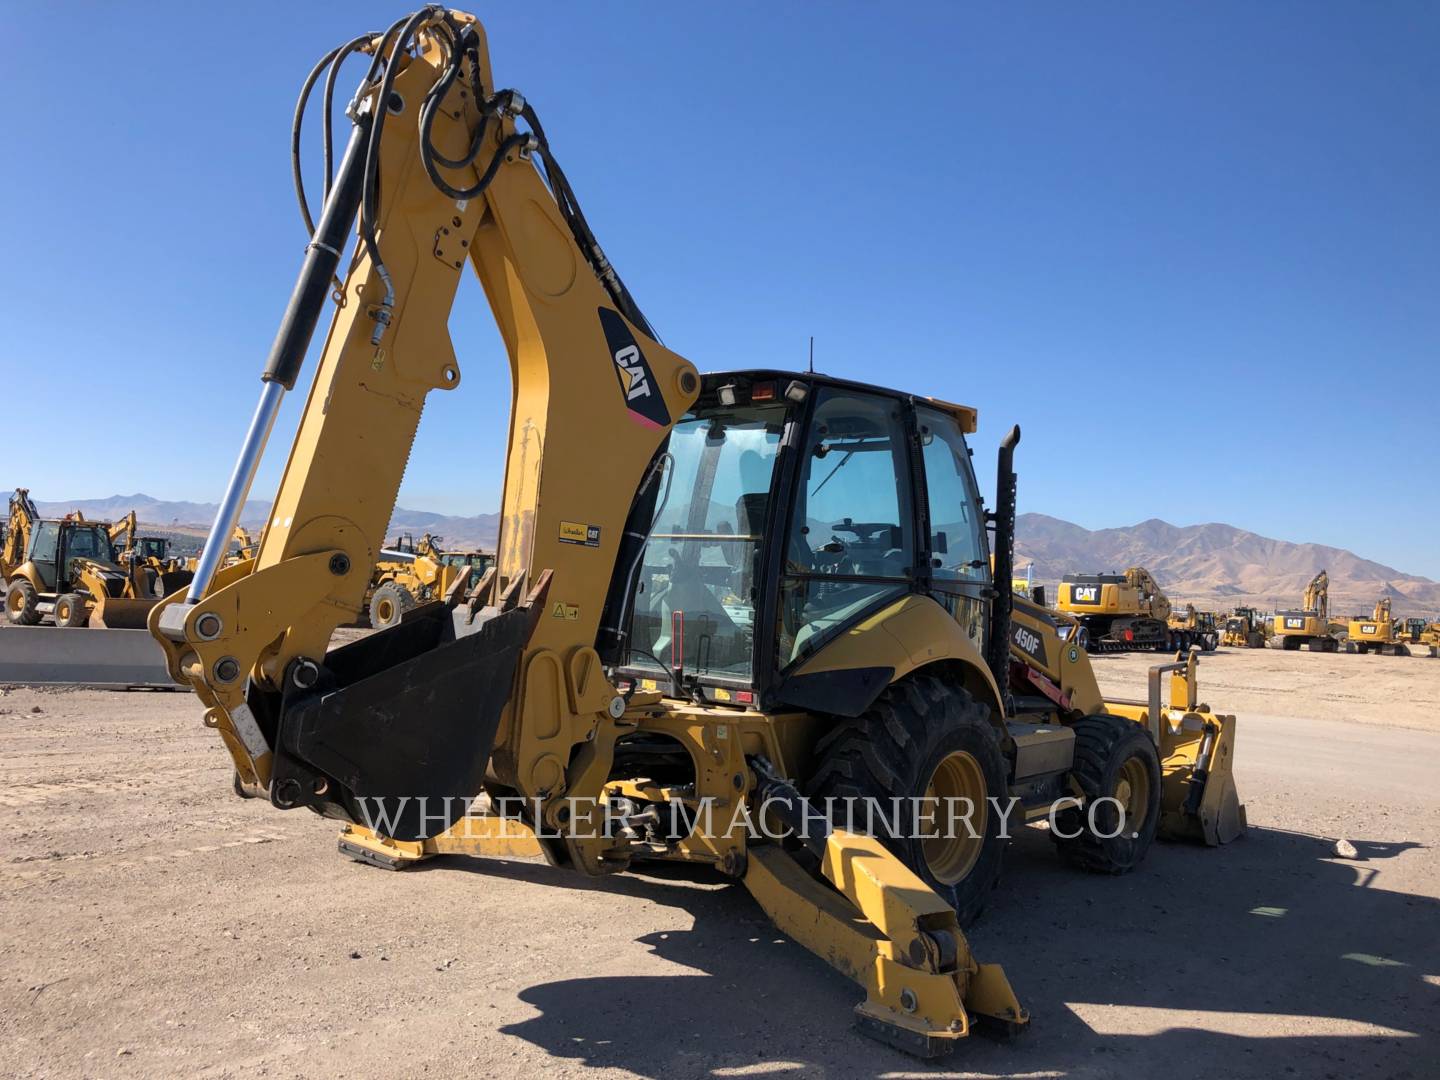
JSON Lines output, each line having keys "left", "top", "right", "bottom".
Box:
{"left": 368, "top": 582, "right": 415, "bottom": 629}
{"left": 53, "top": 593, "right": 89, "bottom": 628}
{"left": 1053, "top": 714, "right": 1162, "bottom": 874}
{"left": 806, "top": 675, "right": 1007, "bottom": 926}
{"left": 5, "top": 579, "right": 41, "bottom": 625}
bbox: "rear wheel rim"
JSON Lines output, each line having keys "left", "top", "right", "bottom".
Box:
{"left": 1114, "top": 756, "right": 1151, "bottom": 835}
{"left": 377, "top": 598, "right": 394, "bottom": 623}
{"left": 920, "top": 750, "right": 988, "bottom": 885}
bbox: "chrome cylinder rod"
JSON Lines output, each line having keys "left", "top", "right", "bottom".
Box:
{"left": 186, "top": 381, "right": 285, "bottom": 603}
{"left": 184, "top": 121, "right": 372, "bottom": 604}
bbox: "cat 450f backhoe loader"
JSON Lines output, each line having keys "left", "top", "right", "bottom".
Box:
{"left": 150, "top": 9, "right": 1244, "bottom": 1058}
{"left": 3, "top": 491, "right": 163, "bottom": 629}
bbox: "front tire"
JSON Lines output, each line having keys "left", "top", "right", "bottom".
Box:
{"left": 53, "top": 593, "right": 89, "bottom": 628}
{"left": 5, "top": 579, "right": 41, "bottom": 625}
{"left": 1053, "top": 714, "right": 1162, "bottom": 874}
{"left": 368, "top": 581, "right": 415, "bottom": 629}
{"left": 806, "top": 675, "right": 1008, "bottom": 926}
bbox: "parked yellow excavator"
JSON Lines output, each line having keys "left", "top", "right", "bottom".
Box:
{"left": 1273, "top": 571, "right": 1338, "bottom": 651}
{"left": 1346, "top": 598, "right": 1411, "bottom": 656}
{"left": 1054, "top": 566, "right": 1181, "bottom": 651}
{"left": 148, "top": 9, "right": 1244, "bottom": 1058}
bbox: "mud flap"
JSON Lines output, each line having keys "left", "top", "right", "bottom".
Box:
{"left": 270, "top": 590, "right": 545, "bottom": 842}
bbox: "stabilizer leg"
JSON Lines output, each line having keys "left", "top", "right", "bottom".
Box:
{"left": 339, "top": 807, "right": 543, "bottom": 870}
{"left": 743, "top": 837, "right": 1027, "bottom": 1058}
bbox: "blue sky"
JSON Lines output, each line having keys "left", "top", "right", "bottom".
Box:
{"left": 2, "top": 3, "right": 1436, "bottom": 575}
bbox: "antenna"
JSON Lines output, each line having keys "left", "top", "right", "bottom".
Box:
{"left": 808, "top": 335, "right": 814, "bottom": 374}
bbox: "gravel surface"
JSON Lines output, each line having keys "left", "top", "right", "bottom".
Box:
{"left": 1, "top": 647, "right": 1436, "bottom": 1079}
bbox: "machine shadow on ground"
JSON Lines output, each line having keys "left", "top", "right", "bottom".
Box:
{"left": 422, "top": 824, "right": 1437, "bottom": 1079}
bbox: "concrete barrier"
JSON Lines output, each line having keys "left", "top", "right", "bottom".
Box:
{"left": 0, "top": 626, "right": 184, "bottom": 689}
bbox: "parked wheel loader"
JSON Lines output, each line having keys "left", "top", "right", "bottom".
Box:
{"left": 1221, "top": 606, "right": 1271, "bottom": 648}
{"left": 148, "top": 9, "right": 1245, "bottom": 1058}
{"left": 1273, "top": 571, "right": 1339, "bottom": 651}
{"left": 1345, "top": 598, "right": 1412, "bottom": 656}
{"left": 1054, "top": 566, "right": 1181, "bottom": 651}
{"left": 365, "top": 532, "right": 495, "bottom": 628}
{"left": 3, "top": 490, "right": 170, "bottom": 628}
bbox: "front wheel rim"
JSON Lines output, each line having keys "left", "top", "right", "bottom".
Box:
{"left": 920, "top": 750, "right": 989, "bottom": 885}
{"left": 1115, "top": 757, "right": 1152, "bottom": 835}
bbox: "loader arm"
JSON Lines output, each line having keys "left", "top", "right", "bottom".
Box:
{"left": 151, "top": 8, "right": 699, "bottom": 832}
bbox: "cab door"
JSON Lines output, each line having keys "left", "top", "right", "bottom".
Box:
{"left": 26, "top": 522, "right": 60, "bottom": 592}
{"left": 915, "top": 406, "right": 990, "bottom": 652}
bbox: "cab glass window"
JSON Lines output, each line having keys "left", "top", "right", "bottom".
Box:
{"left": 778, "top": 389, "right": 914, "bottom": 664}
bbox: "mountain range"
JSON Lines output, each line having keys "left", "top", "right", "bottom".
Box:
{"left": 16, "top": 493, "right": 1437, "bottom": 618}
{"left": 1015, "top": 513, "right": 1440, "bottom": 618}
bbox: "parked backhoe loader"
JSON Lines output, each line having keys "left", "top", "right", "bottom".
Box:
{"left": 111, "top": 511, "right": 195, "bottom": 601}
{"left": 1273, "top": 571, "right": 1339, "bottom": 651}
{"left": 1221, "top": 606, "right": 1271, "bottom": 648}
{"left": 1345, "top": 598, "right": 1411, "bottom": 656}
{"left": 3, "top": 490, "right": 166, "bottom": 628}
{"left": 1054, "top": 566, "right": 1180, "bottom": 651}
{"left": 149, "top": 9, "right": 1244, "bottom": 1058}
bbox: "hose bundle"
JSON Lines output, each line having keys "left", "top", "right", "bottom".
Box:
{"left": 289, "top": 8, "right": 657, "bottom": 342}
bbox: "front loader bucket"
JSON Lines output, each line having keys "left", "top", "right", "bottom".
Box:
{"left": 1159, "top": 711, "right": 1246, "bottom": 845}
{"left": 90, "top": 597, "right": 163, "bottom": 630}
{"left": 158, "top": 569, "right": 194, "bottom": 597}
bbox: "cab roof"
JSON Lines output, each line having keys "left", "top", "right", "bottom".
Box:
{"left": 703, "top": 370, "right": 978, "bottom": 434}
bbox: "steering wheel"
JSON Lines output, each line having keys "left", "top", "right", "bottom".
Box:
{"left": 831, "top": 520, "right": 894, "bottom": 544}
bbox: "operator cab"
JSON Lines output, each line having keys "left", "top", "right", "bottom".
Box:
{"left": 611, "top": 371, "right": 991, "bottom": 708}
{"left": 26, "top": 520, "right": 116, "bottom": 591}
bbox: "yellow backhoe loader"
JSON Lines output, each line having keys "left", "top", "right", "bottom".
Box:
{"left": 1345, "top": 598, "right": 1411, "bottom": 656}
{"left": 1273, "top": 571, "right": 1339, "bottom": 651}
{"left": 1221, "top": 606, "right": 1271, "bottom": 648}
{"left": 149, "top": 9, "right": 1244, "bottom": 1058}
{"left": 2, "top": 491, "right": 162, "bottom": 628}
{"left": 111, "top": 511, "right": 195, "bottom": 601}
{"left": 1054, "top": 566, "right": 1182, "bottom": 651}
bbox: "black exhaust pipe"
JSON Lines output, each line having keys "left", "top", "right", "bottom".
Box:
{"left": 984, "top": 426, "right": 1021, "bottom": 713}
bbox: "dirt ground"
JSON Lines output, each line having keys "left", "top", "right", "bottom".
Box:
{"left": 1, "top": 646, "right": 1437, "bottom": 1079}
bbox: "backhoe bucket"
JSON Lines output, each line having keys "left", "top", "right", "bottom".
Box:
{"left": 90, "top": 597, "right": 163, "bottom": 630}
{"left": 266, "top": 575, "right": 551, "bottom": 842}
{"left": 1159, "top": 711, "right": 1246, "bottom": 845}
